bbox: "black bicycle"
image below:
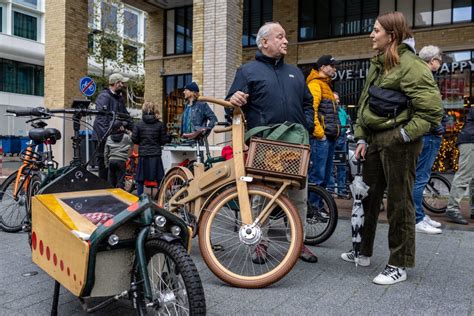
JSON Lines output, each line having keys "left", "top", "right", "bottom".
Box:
{"left": 422, "top": 172, "right": 451, "bottom": 214}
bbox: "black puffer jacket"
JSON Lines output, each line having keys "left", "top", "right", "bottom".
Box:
{"left": 132, "top": 113, "right": 168, "bottom": 157}
{"left": 457, "top": 106, "right": 474, "bottom": 145}
{"left": 92, "top": 88, "right": 130, "bottom": 142}
{"left": 226, "top": 51, "right": 314, "bottom": 132}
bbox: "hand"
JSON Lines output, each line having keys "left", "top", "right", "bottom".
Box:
{"left": 355, "top": 143, "right": 367, "bottom": 161}
{"left": 229, "top": 91, "right": 249, "bottom": 107}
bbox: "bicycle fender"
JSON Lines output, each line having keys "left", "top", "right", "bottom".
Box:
{"left": 162, "top": 166, "right": 194, "bottom": 182}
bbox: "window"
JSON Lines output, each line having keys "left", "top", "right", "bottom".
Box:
{"left": 165, "top": 6, "right": 192, "bottom": 55}
{"left": 124, "top": 10, "right": 138, "bottom": 40}
{"left": 101, "top": 2, "right": 117, "bottom": 31}
{"left": 88, "top": 33, "right": 95, "bottom": 54}
{"left": 123, "top": 44, "right": 138, "bottom": 65}
{"left": 13, "top": 0, "right": 38, "bottom": 9}
{"left": 398, "top": 0, "right": 474, "bottom": 27}
{"left": 433, "top": 0, "right": 451, "bottom": 24}
{"left": 242, "top": 0, "right": 273, "bottom": 47}
{"left": 101, "top": 37, "right": 117, "bottom": 60}
{"left": 13, "top": 11, "right": 37, "bottom": 40}
{"left": 163, "top": 74, "right": 192, "bottom": 134}
{"left": 0, "top": 7, "right": 3, "bottom": 33}
{"left": 0, "top": 58, "right": 44, "bottom": 96}
{"left": 453, "top": 0, "right": 472, "bottom": 22}
{"left": 298, "top": 0, "right": 377, "bottom": 41}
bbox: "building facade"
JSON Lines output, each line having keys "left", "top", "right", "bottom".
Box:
{"left": 0, "top": 0, "right": 146, "bottom": 137}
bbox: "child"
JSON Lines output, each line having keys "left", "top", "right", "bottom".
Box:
{"left": 132, "top": 101, "right": 168, "bottom": 196}
{"left": 104, "top": 120, "right": 133, "bottom": 188}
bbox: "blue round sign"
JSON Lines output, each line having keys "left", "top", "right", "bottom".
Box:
{"left": 79, "top": 76, "right": 96, "bottom": 97}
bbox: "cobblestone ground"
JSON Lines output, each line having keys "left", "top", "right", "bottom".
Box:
{"left": 0, "top": 219, "right": 473, "bottom": 315}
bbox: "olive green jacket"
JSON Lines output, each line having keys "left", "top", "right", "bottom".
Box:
{"left": 354, "top": 43, "right": 443, "bottom": 142}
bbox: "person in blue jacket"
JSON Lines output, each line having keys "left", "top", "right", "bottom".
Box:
{"left": 180, "top": 82, "right": 217, "bottom": 136}
{"left": 227, "top": 21, "right": 317, "bottom": 264}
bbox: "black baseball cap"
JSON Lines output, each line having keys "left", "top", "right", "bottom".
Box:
{"left": 315, "top": 55, "right": 340, "bottom": 69}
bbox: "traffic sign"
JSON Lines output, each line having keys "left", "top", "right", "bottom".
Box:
{"left": 79, "top": 76, "right": 96, "bottom": 97}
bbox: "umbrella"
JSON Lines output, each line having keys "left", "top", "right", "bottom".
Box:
{"left": 349, "top": 162, "right": 369, "bottom": 267}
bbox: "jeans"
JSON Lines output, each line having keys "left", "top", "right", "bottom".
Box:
{"left": 412, "top": 135, "right": 442, "bottom": 223}
{"left": 447, "top": 143, "right": 474, "bottom": 214}
{"left": 328, "top": 136, "right": 348, "bottom": 194}
{"left": 308, "top": 137, "right": 336, "bottom": 205}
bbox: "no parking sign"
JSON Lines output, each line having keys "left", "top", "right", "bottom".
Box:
{"left": 79, "top": 76, "right": 96, "bottom": 97}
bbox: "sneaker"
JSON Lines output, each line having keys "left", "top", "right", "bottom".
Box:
{"left": 416, "top": 220, "right": 442, "bottom": 234}
{"left": 340, "top": 250, "right": 370, "bottom": 267}
{"left": 251, "top": 244, "right": 268, "bottom": 264}
{"left": 423, "top": 215, "right": 442, "bottom": 228}
{"left": 373, "top": 265, "right": 407, "bottom": 285}
{"left": 445, "top": 211, "right": 468, "bottom": 225}
{"left": 300, "top": 245, "right": 318, "bottom": 263}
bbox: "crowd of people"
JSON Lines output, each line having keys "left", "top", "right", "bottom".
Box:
{"left": 92, "top": 11, "right": 473, "bottom": 287}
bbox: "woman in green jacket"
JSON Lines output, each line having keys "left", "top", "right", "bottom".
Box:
{"left": 340, "top": 12, "right": 443, "bottom": 285}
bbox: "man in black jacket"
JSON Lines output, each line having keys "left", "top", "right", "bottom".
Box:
{"left": 227, "top": 22, "right": 317, "bottom": 263}
{"left": 93, "top": 73, "right": 131, "bottom": 180}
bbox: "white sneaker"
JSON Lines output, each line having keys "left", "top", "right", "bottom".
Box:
{"left": 416, "top": 220, "right": 442, "bottom": 234}
{"left": 373, "top": 265, "right": 407, "bottom": 285}
{"left": 340, "top": 250, "right": 370, "bottom": 267}
{"left": 424, "top": 215, "right": 442, "bottom": 228}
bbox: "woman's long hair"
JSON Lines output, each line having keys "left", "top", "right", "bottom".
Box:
{"left": 142, "top": 101, "right": 161, "bottom": 120}
{"left": 376, "top": 12, "right": 413, "bottom": 71}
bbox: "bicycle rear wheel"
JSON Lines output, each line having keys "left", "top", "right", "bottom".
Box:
{"left": 0, "top": 171, "right": 28, "bottom": 232}
{"left": 304, "top": 184, "right": 338, "bottom": 245}
{"left": 198, "top": 184, "right": 302, "bottom": 288}
{"left": 423, "top": 173, "right": 451, "bottom": 214}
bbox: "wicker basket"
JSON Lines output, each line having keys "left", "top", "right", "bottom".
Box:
{"left": 245, "top": 137, "right": 310, "bottom": 185}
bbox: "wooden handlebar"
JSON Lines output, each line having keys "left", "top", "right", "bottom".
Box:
{"left": 214, "top": 126, "right": 232, "bottom": 133}
{"left": 198, "top": 97, "right": 235, "bottom": 109}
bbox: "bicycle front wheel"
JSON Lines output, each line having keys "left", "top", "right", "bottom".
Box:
{"left": 133, "top": 239, "right": 206, "bottom": 315}
{"left": 198, "top": 184, "right": 303, "bottom": 288}
{"left": 0, "top": 171, "right": 28, "bottom": 233}
{"left": 304, "top": 184, "right": 338, "bottom": 245}
{"left": 423, "top": 173, "right": 451, "bottom": 214}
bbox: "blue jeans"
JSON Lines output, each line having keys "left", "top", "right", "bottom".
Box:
{"left": 412, "top": 135, "right": 442, "bottom": 223}
{"left": 308, "top": 137, "right": 336, "bottom": 205}
{"left": 328, "top": 136, "right": 347, "bottom": 194}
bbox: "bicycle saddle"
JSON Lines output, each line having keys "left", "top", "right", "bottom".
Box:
{"left": 182, "top": 128, "right": 207, "bottom": 140}
{"left": 28, "top": 128, "right": 62, "bottom": 144}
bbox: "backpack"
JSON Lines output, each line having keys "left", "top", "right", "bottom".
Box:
{"left": 245, "top": 121, "right": 309, "bottom": 145}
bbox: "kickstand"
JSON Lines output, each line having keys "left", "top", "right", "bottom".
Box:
{"left": 51, "top": 281, "right": 60, "bottom": 316}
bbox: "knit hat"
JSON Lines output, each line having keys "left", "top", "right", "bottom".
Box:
{"left": 184, "top": 82, "right": 199, "bottom": 93}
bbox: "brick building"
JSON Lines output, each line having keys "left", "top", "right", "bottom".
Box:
{"left": 45, "top": 0, "right": 473, "bottom": 168}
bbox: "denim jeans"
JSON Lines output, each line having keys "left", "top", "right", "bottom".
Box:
{"left": 412, "top": 135, "right": 442, "bottom": 223}
{"left": 308, "top": 137, "right": 336, "bottom": 205}
{"left": 328, "top": 136, "right": 348, "bottom": 194}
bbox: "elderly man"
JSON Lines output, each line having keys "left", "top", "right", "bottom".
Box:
{"left": 227, "top": 22, "right": 317, "bottom": 263}
{"left": 93, "top": 73, "right": 131, "bottom": 180}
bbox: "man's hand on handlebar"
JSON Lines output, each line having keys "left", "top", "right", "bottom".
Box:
{"left": 229, "top": 91, "right": 249, "bottom": 107}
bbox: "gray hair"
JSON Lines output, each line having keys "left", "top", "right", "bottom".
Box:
{"left": 256, "top": 22, "right": 280, "bottom": 50}
{"left": 419, "top": 45, "right": 442, "bottom": 62}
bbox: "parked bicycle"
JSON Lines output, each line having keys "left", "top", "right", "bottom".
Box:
{"left": 158, "top": 97, "right": 305, "bottom": 288}
{"left": 422, "top": 172, "right": 451, "bottom": 214}
{"left": 5, "top": 104, "right": 206, "bottom": 315}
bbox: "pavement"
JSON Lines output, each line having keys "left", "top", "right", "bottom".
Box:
{"left": 1, "top": 156, "right": 473, "bottom": 315}
{"left": 0, "top": 218, "right": 473, "bottom": 315}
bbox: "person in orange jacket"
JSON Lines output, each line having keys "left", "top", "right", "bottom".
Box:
{"left": 306, "top": 55, "right": 341, "bottom": 205}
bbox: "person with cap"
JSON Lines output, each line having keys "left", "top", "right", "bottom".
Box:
{"left": 227, "top": 21, "right": 318, "bottom": 264}
{"left": 180, "top": 81, "right": 217, "bottom": 137}
{"left": 104, "top": 120, "right": 133, "bottom": 188}
{"left": 93, "top": 73, "right": 131, "bottom": 181}
{"left": 306, "top": 55, "right": 341, "bottom": 200}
